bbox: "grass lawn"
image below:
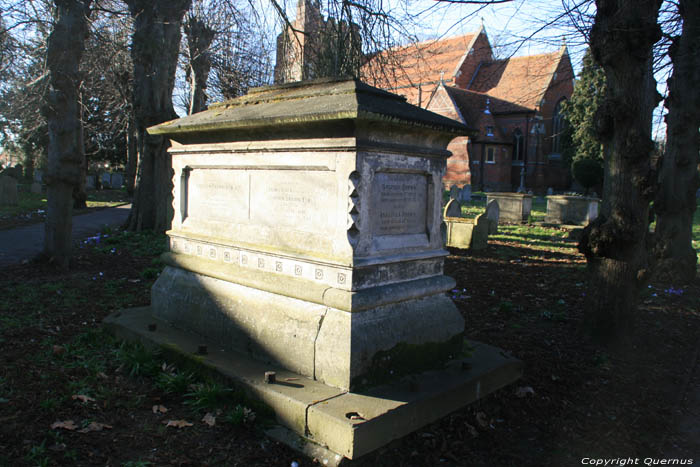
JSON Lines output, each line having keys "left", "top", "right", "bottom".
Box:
{"left": 0, "top": 203, "right": 698, "bottom": 465}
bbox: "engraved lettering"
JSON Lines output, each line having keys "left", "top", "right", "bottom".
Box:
{"left": 373, "top": 173, "right": 428, "bottom": 235}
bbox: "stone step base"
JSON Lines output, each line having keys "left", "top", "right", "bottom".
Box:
{"left": 104, "top": 307, "right": 523, "bottom": 463}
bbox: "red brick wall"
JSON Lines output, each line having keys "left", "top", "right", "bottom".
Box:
{"left": 539, "top": 53, "right": 574, "bottom": 156}
{"left": 444, "top": 136, "right": 471, "bottom": 187}
{"left": 469, "top": 143, "right": 512, "bottom": 191}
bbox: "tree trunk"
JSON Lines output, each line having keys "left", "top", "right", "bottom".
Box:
{"left": 125, "top": 0, "right": 192, "bottom": 232}
{"left": 578, "top": 0, "right": 662, "bottom": 345}
{"left": 125, "top": 115, "right": 137, "bottom": 196}
{"left": 653, "top": 0, "right": 700, "bottom": 284}
{"left": 73, "top": 86, "right": 87, "bottom": 209}
{"left": 184, "top": 15, "right": 215, "bottom": 115}
{"left": 44, "top": 0, "right": 92, "bottom": 269}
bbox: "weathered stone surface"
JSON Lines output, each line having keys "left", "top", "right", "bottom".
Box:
{"left": 449, "top": 184, "right": 460, "bottom": 200}
{"left": 443, "top": 198, "right": 462, "bottom": 218}
{"left": 444, "top": 214, "right": 488, "bottom": 250}
{"left": 485, "top": 199, "right": 499, "bottom": 234}
{"left": 314, "top": 294, "right": 463, "bottom": 389}
{"left": 471, "top": 214, "right": 489, "bottom": 249}
{"left": 30, "top": 182, "right": 43, "bottom": 195}
{"left": 545, "top": 195, "right": 600, "bottom": 225}
{"left": 486, "top": 192, "right": 532, "bottom": 223}
{"left": 86, "top": 175, "right": 96, "bottom": 189}
{"left": 460, "top": 184, "right": 472, "bottom": 202}
{"left": 103, "top": 307, "right": 522, "bottom": 462}
{"left": 151, "top": 266, "right": 325, "bottom": 378}
{"left": 0, "top": 175, "right": 18, "bottom": 206}
{"left": 146, "top": 78, "right": 470, "bottom": 391}
{"left": 149, "top": 77, "right": 471, "bottom": 140}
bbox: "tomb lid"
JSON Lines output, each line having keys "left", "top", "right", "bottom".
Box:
{"left": 149, "top": 77, "right": 474, "bottom": 138}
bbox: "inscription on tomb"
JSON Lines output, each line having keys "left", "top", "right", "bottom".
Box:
{"left": 373, "top": 173, "right": 428, "bottom": 236}
{"left": 187, "top": 169, "right": 249, "bottom": 223}
{"left": 250, "top": 172, "right": 335, "bottom": 231}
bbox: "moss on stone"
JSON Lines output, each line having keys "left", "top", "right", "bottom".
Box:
{"left": 352, "top": 333, "right": 464, "bottom": 390}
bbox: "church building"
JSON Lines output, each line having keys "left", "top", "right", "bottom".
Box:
{"left": 363, "top": 27, "right": 575, "bottom": 193}
{"left": 274, "top": 0, "right": 575, "bottom": 193}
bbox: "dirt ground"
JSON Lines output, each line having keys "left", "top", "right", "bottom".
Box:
{"left": 0, "top": 226, "right": 698, "bottom": 466}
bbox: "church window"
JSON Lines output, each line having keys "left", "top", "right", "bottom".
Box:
{"left": 551, "top": 98, "right": 566, "bottom": 154}
{"left": 513, "top": 128, "right": 524, "bottom": 162}
{"left": 486, "top": 147, "right": 495, "bottom": 163}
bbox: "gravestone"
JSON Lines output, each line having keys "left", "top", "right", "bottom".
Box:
{"left": 486, "top": 192, "right": 532, "bottom": 223}
{"left": 0, "top": 175, "right": 18, "bottom": 206}
{"left": 30, "top": 181, "right": 42, "bottom": 194}
{"left": 104, "top": 78, "right": 522, "bottom": 462}
{"left": 34, "top": 170, "right": 43, "bottom": 183}
{"left": 110, "top": 173, "right": 124, "bottom": 189}
{"left": 101, "top": 173, "right": 111, "bottom": 188}
{"left": 449, "top": 184, "right": 460, "bottom": 200}
{"left": 443, "top": 198, "right": 462, "bottom": 218}
{"left": 444, "top": 213, "right": 489, "bottom": 250}
{"left": 485, "top": 199, "right": 500, "bottom": 234}
{"left": 471, "top": 214, "right": 489, "bottom": 249}
{"left": 546, "top": 187, "right": 554, "bottom": 196}
{"left": 460, "top": 184, "right": 472, "bottom": 202}
{"left": 86, "top": 175, "right": 96, "bottom": 189}
{"left": 545, "top": 195, "right": 600, "bottom": 225}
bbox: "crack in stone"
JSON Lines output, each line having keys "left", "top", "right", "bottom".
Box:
{"left": 313, "top": 303, "right": 329, "bottom": 381}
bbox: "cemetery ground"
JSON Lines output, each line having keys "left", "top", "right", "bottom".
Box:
{"left": 0, "top": 200, "right": 698, "bottom": 466}
{"left": 0, "top": 189, "right": 130, "bottom": 231}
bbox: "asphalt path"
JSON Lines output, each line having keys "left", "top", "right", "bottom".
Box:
{"left": 0, "top": 204, "right": 131, "bottom": 268}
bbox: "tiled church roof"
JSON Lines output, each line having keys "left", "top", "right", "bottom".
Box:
{"left": 467, "top": 50, "right": 563, "bottom": 111}
{"left": 362, "top": 33, "right": 477, "bottom": 106}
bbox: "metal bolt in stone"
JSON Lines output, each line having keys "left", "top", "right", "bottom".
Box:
{"left": 264, "top": 371, "right": 276, "bottom": 384}
{"left": 147, "top": 323, "right": 157, "bottom": 332}
{"left": 197, "top": 345, "right": 208, "bottom": 355}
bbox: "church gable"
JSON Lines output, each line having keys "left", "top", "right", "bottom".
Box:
{"left": 466, "top": 50, "right": 563, "bottom": 111}
{"left": 361, "top": 32, "right": 478, "bottom": 107}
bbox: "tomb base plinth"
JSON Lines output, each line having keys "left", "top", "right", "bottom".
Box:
{"left": 152, "top": 252, "right": 464, "bottom": 391}
{"left": 104, "top": 307, "right": 523, "bottom": 463}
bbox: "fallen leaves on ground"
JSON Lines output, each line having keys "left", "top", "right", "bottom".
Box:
{"left": 78, "top": 422, "right": 112, "bottom": 433}
{"left": 164, "top": 419, "right": 193, "bottom": 429}
{"left": 51, "top": 420, "right": 77, "bottom": 431}
{"left": 202, "top": 412, "right": 216, "bottom": 426}
{"left": 72, "top": 394, "right": 96, "bottom": 403}
{"left": 152, "top": 404, "right": 168, "bottom": 414}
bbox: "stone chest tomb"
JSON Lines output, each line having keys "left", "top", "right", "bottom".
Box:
{"left": 148, "top": 78, "right": 472, "bottom": 391}
{"left": 107, "top": 78, "right": 523, "bottom": 461}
